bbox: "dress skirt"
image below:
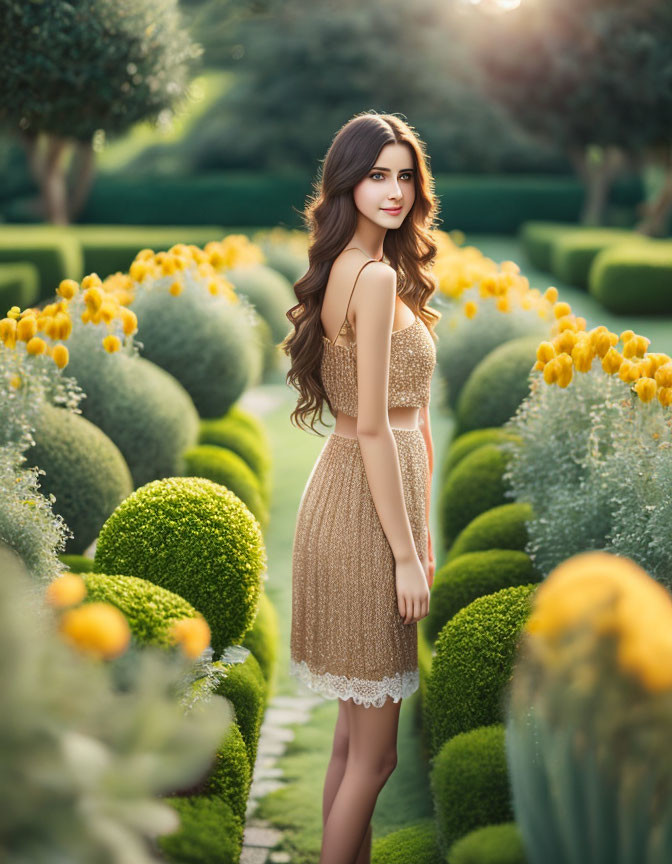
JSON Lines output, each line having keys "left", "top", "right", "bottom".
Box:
{"left": 290, "top": 427, "right": 429, "bottom": 709}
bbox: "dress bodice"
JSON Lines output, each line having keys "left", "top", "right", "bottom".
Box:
{"left": 320, "top": 316, "right": 436, "bottom": 418}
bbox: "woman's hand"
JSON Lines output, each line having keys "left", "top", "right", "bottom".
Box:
{"left": 395, "top": 553, "right": 430, "bottom": 625}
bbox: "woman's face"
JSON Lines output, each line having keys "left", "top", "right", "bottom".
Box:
{"left": 352, "top": 142, "right": 416, "bottom": 227}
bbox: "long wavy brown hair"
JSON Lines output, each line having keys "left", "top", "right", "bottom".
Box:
{"left": 281, "top": 110, "right": 442, "bottom": 436}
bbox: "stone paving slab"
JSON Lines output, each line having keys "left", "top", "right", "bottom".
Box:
{"left": 269, "top": 853, "right": 291, "bottom": 863}
{"left": 243, "top": 825, "right": 284, "bottom": 848}
{"left": 240, "top": 846, "right": 270, "bottom": 864}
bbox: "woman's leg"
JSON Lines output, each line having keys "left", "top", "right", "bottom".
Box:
{"left": 319, "top": 695, "right": 402, "bottom": 864}
{"left": 322, "top": 701, "right": 373, "bottom": 864}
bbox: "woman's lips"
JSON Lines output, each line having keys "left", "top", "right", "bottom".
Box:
{"left": 382, "top": 207, "right": 402, "bottom": 214}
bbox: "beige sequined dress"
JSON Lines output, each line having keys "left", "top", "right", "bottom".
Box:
{"left": 290, "top": 262, "right": 437, "bottom": 708}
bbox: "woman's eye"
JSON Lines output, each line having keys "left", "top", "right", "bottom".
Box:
{"left": 370, "top": 172, "right": 413, "bottom": 181}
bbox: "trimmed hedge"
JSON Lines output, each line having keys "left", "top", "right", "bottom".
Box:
{"left": 25, "top": 403, "right": 133, "bottom": 555}
{"left": 0, "top": 230, "right": 83, "bottom": 300}
{"left": 589, "top": 239, "right": 672, "bottom": 314}
{"left": 448, "top": 502, "right": 534, "bottom": 561}
{"left": 209, "top": 651, "right": 267, "bottom": 770}
{"left": 59, "top": 554, "right": 95, "bottom": 574}
{"left": 203, "top": 722, "right": 251, "bottom": 826}
{"left": 439, "top": 444, "right": 512, "bottom": 549}
{"left": 241, "top": 588, "right": 278, "bottom": 685}
{"left": 424, "top": 550, "right": 541, "bottom": 644}
{"left": 518, "top": 220, "right": 581, "bottom": 270}
{"left": 371, "top": 818, "right": 443, "bottom": 864}
{"left": 80, "top": 572, "right": 201, "bottom": 648}
{"left": 442, "top": 428, "right": 521, "bottom": 483}
{"left": 431, "top": 724, "right": 513, "bottom": 854}
{"left": 549, "top": 227, "right": 649, "bottom": 290}
{"left": 224, "top": 264, "right": 295, "bottom": 346}
{"left": 426, "top": 584, "right": 537, "bottom": 754}
{"left": 0, "top": 262, "right": 39, "bottom": 312}
{"left": 183, "top": 444, "right": 268, "bottom": 532}
{"left": 93, "top": 476, "right": 267, "bottom": 656}
{"left": 199, "top": 417, "right": 273, "bottom": 508}
{"left": 455, "top": 337, "right": 539, "bottom": 435}
{"left": 447, "top": 822, "right": 527, "bottom": 864}
{"left": 156, "top": 795, "right": 243, "bottom": 863}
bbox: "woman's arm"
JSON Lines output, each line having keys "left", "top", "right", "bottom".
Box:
{"left": 353, "top": 264, "right": 429, "bottom": 624}
{"left": 418, "top": 402, "right": 435, "bottom": 587}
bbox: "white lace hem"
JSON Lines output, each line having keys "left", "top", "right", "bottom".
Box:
{"left": 289, "top": 657, "right": 419, "bottom": 709}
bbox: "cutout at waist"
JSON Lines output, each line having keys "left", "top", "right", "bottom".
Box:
{"left": 333, "top": 407, "right": 419, "bottom": 439}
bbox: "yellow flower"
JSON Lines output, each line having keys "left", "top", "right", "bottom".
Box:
{"left": 26, "top": 336, "right": 47, "bottom": 355}
{"left": 169, "top": 281, "right": 183, "bottom": 297}
{"left": 6, "top": 305, "right": 21, "bottom": 320}
{"left": 575, "top": 316, "right": 587, "bottom": 331}
{"left": 168, "top": 616, "right": 211, "bottom": 658}
{"left": 654, "top": 363, "right": 672, "bottom": 389}
{"left": 81, "top": 273, "right": 102, "bottom": 291}
{"left": 52, "top": 344, "right": 69, "bottom": 369}
{"left": 119, "top": 308, "right": 138, "bottom": 335}
{"left": 60, "top": 602, "right": 131, "bottom": 660}
{"left": 553, "top": 330, "right": 577, "bottom": 355}
{"left": 544, "top": 287, "right": 559, "bottom": 304}
{"left": 0, "top": 317, "right": 17, "bottom": 347}
{"left": 58, "top": 279, "right": 79, "bottom": 300}
{"left": 129, "top": 261, "right": 148, "bottom": 282}
{"left": 557, "top": 316, "right": 577, "bottom": 333}
{"left": 102, "top": 334, "right": 122, "bottom": 353}
{"left": 536, "top": 341, "right": 556, "bottom": 364}
{"left": 208, "top": 280, "right": 219, "bottom": 296}
{"left": 496, "top": 296, "right": 510, "bottom": 313}
{"left": 619, "top": 329, "right": 635, "bottom": 343}
{"left": 84, "top": 287, "right": 103, "bottom": 313}
{"left": 601, "top": 347, "right": 623, "bottom": 375}
{"left": 553, "top": 300, "right": 571, "bottom": 319}
{"left": 634, "top": 377, "right": 657, "bottom": 403}
{"left": 135, "top": 248, "right": 155, "bottom": 262}
{"left": 543, "top": 357, "right": 561, "bottom": 385}
{"left": 656, "top": 387, "right": 672, "bottom": 407}
{"left": 46, "top": 572, "right": 87, "bottom": 608}
{"left": 617, "top": 359, "right": 640, "bottom": 383}
{"left": 463, "top": 300, "right": 477, "bottom": 318}
{"left": 623, "top": 335, "right": 650, "bottom": 359}
{"left": 571, "top": 343, "right": 593, "bottom": 374}
{"left": 161, "top": 257, "right": 178, "bottom": 276}
{"left": 9, "top": 374, "right": 21, "bottom": 388}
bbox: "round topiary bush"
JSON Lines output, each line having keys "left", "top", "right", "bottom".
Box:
{"left": 424, "top": 550, "right": 541, "bottom": 644}
{"left": 65, "top": 325, "right": 199, "bottom": 488}
{"left": 224, "top": 403, "right": 272, "bottom": 455}
{"left": 182, "top": 444, "right": 268, "bottom": 532}
{"left": 210, "top": 651, "right": 267, "bottom": 770}
{"left": 456, "top": 337, "right": 540, "bottom": 434}
{"left": 224, "top": 264, "right": 295, "bottom": 345}
{"left": 203, "top": 722, "right": 251, "bottom": 827}
{"left": 448, "top": 503, "right": 534, "bottom": 562}
{"left": 447, "top": 822, "right": 527, "bottom": 864}
{"left": 93, "top": 477, "right": 267, "bottom": 656}
{"left": 199, "top": 417, "right": 272, "bottom": 508}
{"left": 25, "top": 403, "right": 133, "bottom": 555}
{"left": 59, "top": 554, "right": 96, "bottom": 574}
{"left": 371, "top": 818, "right": 443, "bottom": 864}
{"left": 130, "top": 289, "right": 261, "bottom": 419}
{"left": 442, "top": 428, "right": 521, "bottom": 483}
{"left": 241, "top": 588, "right": 279, "bottom": 685}
{"left": 157, "top": 796, "right": 243, "bottom": 863}
{"left": 431, "top": 724, "right": 513, "bottom": 854}
{"left": 439, "top": 444, "right": 512, "bottom": 549}
{"left": 80, "top": 572, "right": 201, "bottom": 649}
{"left": 426, "top": 584, "right": 538, "bottom": 755}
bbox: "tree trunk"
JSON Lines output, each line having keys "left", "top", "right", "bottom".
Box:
{"left": 43, "top": 134, "right": 70, "bottom": 225}
{"left": 568, "top": 145, "right": 628, "bottom": 226}
{"left": 67, "top": 137, "right": 96, "bottom": 222}
{"left": 634, "top": 144, "right": 672, "bottom": 237}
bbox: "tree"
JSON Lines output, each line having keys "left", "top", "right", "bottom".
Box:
{"left": 0, "top": 0, "right": 202, "bottom": 224}
{"left": 457, "top": 0, "right": 672, "bottom": 228}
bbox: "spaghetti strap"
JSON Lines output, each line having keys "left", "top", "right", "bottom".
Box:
{"left": 330, "top": 247, "right": 384, "bottom": 345}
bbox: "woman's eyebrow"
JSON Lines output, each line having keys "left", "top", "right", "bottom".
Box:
{"left": 371, "top": 166, "right": 415, "bottom": 172}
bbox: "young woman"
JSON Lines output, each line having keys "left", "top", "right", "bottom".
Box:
{"left": 282, "top": 110, "right": 440, "bottom": 864}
